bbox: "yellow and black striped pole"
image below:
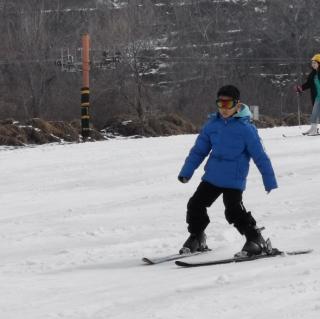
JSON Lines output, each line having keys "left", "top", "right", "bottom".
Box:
{"left": 81, "top": 87, "right": 90, "bottom": 139}
{"left": 81, "top": 33, "right": 90, "bottom": 140}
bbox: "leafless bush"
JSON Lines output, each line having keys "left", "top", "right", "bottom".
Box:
{"left": 0, "top": 118, "right": 105, "bottom": 146}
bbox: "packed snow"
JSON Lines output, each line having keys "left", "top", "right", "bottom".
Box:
{"left": 0, "top": 125, "right": 319, "bottom": 319}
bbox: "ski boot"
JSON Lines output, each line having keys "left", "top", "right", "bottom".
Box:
{"left": 179, "top": 232, "right": 208, "bottom": 254}
{"left": 303, "top": 124, "right": 319, "bottom": 136}
{"left": 235, "top": 227, "right": 273, "bottom": 258}
{"left": 307, "top": 128, "right": 319, "bottom": 136}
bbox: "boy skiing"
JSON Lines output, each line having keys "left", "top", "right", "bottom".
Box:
{"left": 178, "top": 85, "right": 278, "bottom": 257}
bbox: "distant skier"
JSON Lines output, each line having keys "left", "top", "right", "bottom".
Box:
{"left": 295, "top": 53, "right": 320, "bottom": 135}
{"left": 178, "top": 85, "right": 278, "bottom": 257}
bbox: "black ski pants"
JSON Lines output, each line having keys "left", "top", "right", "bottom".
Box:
{"left": 186, "top": 181, "right": 256, "bottom": 235}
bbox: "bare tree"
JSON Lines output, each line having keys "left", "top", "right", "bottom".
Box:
{"left": 1, "top": 0, "right": 320, "bottom": 127}
{"left": 0, "top": 1, "right": 58, "bottom": 118}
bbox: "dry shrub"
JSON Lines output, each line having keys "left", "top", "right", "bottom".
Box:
{"left": 254, "top": 113, "right": 309, "bottom": 128}
{"left": 103, "top": 113, "right": 198, "bottom": 137}
{"left": 254, "top": 115, "right": 279, "bottom": 128}
{"left": 0, "top": 119, "right": 15, "bottom": 125}
{"left": 22, "top": 126, "right": 60, "bottom": 144}
{"left": 70, "top": 120, "right": 81, "bottom": 130}
{"left": 26, "top": 118, "right": 79, "bottom": 142}
{"left": 0, "top": 118, "right": 105, "bottom": 146}
{"left": 282, "top": 113, "right": 309, "bottom": 126}
{"left": 0, "top": 124, "right": 28, "bottom": 145}
{"left": 158, "top": 114, "right": 198, "bottom": 134}
{"left": 0, "top": 135, "right": 25, "bottom": 146}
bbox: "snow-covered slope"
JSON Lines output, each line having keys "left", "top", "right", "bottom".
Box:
{"left": 0, "top": 125, "right": 319, "bottom": 319}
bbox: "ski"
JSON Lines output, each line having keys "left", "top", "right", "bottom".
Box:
{"left": 142, "top": 249, "right": 211, "bottom": 265}
{"left": 282, "top": 134, "right": 303, "bottom": 138}
{"left": 175, "top": 249, "right": 312, "bottom": 268}
{"left": 282, "top": 133, "right": 320, "bottom": 138}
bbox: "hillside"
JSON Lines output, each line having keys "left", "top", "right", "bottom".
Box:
{"left": 1, "top": 1, "right": 319, "bottom": 126}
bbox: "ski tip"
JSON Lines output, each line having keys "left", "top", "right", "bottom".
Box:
{"left": 175, "top": 261, "right": 189, "bottom": 267}
{"left": 285, "top": 249, "right": 313, "bottom": 256}
{"left": 142, "top": 257, "right": 154, "bottom": 265}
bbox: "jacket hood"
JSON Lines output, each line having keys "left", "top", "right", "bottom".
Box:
{"left": 233, "top": 103, "right": 252, "bottom": 119}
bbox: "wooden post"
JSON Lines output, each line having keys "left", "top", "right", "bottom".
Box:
{"left": 81, "top": 33, "right": 90, "bottom": 140}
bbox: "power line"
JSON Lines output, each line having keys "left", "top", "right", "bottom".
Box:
{"left": 0, "top": 58, "right": 57, "bottom": 66}
{"left": 0, "top": 57, "right": 309, "bottom": 66}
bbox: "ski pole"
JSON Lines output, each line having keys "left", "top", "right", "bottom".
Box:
{"left": 296, "top": 92, "right": 301, "bottom": 128}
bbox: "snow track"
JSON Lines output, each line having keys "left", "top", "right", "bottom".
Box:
{"left": 0, "top": 125, "right": 319, "bottom": 318}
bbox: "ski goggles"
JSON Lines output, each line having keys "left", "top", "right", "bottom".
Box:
{"left": 216, "top": 98, "right": 238, "bottom": 109}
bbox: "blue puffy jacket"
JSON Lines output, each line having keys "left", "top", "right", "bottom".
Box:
{"left": 179, "top": 105, "right": 278, "bottom": 191}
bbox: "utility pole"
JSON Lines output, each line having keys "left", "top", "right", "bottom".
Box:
{"left": 81, "top": 33, "right": 90, "bottom": 140}
{"left": 55, "top": 33, "right": 121, "bottom": 141}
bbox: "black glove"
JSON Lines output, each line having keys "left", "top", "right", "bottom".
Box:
{"left": 178, "top": 176, "right": 190, "bottom": 183}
